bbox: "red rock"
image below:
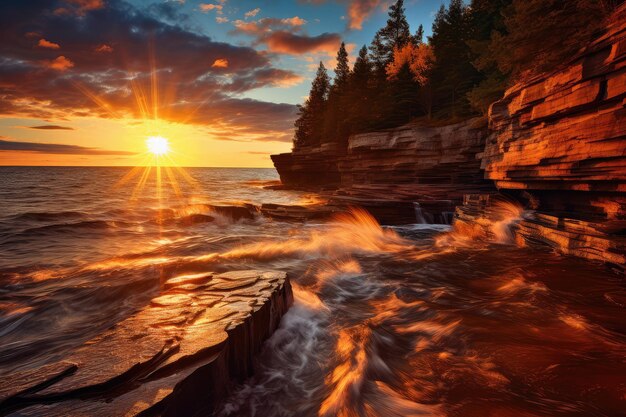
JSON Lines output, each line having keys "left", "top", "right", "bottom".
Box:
{"left": 0, "top": 271, "right": 293, "bottom": 416}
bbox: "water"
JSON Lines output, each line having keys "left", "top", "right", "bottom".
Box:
{"left": 0, "top": 167, "right": 624, "bottom": 416}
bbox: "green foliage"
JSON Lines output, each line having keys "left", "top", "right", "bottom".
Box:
{"left": 293, "top": 62, "right": 330, "bottom": 147}
{"left": 369, "top": 0, "right": 412, "bottom": 69}
{"left": 428, "top": 0, "right": 480, "bottom": 118}
{"left": 488, "top": 0, "right": 610, "bottom": 80}
{"left": 322, "top": 43, "right": 352, "bottom": 145}
{"left": 412, "top": 24, "right": 424, "bottom": 45}
{"left": 293, "top": 0, "right": 621, "bottom": 149}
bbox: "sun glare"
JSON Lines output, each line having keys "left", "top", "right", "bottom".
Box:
{"left": 146, "top": 136, "right": 170, "bottom": 156}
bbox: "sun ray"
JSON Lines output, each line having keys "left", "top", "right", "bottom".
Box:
{"left": 71, "top": 81, "right": 120, "bottom": 118}
{"left": 163, "top": 165, "right": 182, "bottom": 197}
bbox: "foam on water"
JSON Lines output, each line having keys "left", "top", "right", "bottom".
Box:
{"left": 0, "top": 167, "right": 624, "bottom": 416}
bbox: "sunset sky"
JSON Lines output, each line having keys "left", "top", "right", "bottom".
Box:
{"left": 0, "top": 0, "right": 440, "bottom": 167}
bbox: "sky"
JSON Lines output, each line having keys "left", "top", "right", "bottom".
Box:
{"left": 0, "top": 0, "right": 442, "bottom": 167}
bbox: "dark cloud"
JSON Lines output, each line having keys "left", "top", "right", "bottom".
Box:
{"left": 27, "top": 124, "right": 75, "bottom": 130}
{"left": 0, "top": 138, "right": 135, "bottom": 155}
{"left": 231, "top": 16, "right": 342, "bottom": 55}
{"left": 265, "top": 32, "right": 342, "bottom": 55}
{"left": 0, "top": 0, "right": 300, "bottom": 141}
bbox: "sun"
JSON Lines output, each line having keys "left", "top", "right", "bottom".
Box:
{"left": 146, "top": 136, "right": 170, "bottom": 156}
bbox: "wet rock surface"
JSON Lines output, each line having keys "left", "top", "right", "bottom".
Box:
{"left": 0, "top": 270, "right": 293, "bottom": 417}
{"left": 271, "top": 119, "right": 494, "bottom": 225}
{"left": 473, "top": 5, "right": 626, "bottom": 268}
{"left": 456, "top": 194, "right": 626, "bottom": 271}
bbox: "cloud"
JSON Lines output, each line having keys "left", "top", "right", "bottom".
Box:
{"left": 216, "top": 16, "right": 229, "bottom": 23}
{"left": 27, "top": 124, "right": 75, "bottom": 130}
{"left": 265, "top": 32, "right": 341, "bottom": 55}
{"left": 245, "top": 8, "right": 260, "bottom": 18}
{"left": 231, "top": 16, "right": 340, "bottom": 55}
{"left": 45, "top": 56, "right": 74, "bottom": 71}
{"left": 345, "top": 0, "right": 385, "bottom": 30}
{"left": 0, "top": 0, "right": 300, "bottom": 143}
{"left": 54, "top": 0, "right": 105, "bottom": 16}
{"left": 0, "top": 139, "right": 135, "bottom": 155}
{"left": 301, "top": 0, "right": 387, "bottom": 30}
{"left": 38, "top": 39, "right": 60, "bottom": 49}
{"left": 199, "top": 3, "right": 223, "bottom": 13}
{"left": 232, "top": 16, "right": 308, "bottom": 36}
{"left": 94, "top": 44, "right": 113, "bottom": 53}
{"left": 211, "top": 58, "right": 229, "bottom": 68}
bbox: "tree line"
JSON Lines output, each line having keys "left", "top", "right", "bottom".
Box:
{"left": 294, "top": 0, "right": 622, "bottom": 149}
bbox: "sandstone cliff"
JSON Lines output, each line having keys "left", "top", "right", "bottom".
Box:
{"left": 270, "top": 5, "right": 626, "bottom": 266}
{"left": 456, "top": 6, "right": 626, "bottom": 268}
{"left": 271, "top": 119, "right": 493, "bottom": 224}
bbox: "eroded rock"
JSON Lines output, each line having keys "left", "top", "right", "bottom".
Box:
{"left": 0, "top": 270, "right": 293, "bottom": 416}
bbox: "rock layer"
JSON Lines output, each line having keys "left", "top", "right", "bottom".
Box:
{"left": 270, "top": 143, "right": 343, "bottom": 189}
{"left": 271, "top": 119, "right": 493, "bottom": 224}
{"left": 333, "top": 118, "right": 494, "bottom": 223}
{"left": 475, "top": 5, "right": 626, "bottom": 268}
{"left": 270, "top": 5, "right": 626, "bottom": 264}
{"left": 455, "top": 194, "right": 626, "bottom": 269}
{"left": 0, "top": 270, "right": 293, "bottom": 417}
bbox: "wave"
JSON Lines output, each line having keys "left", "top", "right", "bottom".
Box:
{"left": 11, "top": 211, "right": 88, "bottom": 222}
{"left": 9, "top": 220, "right": 129, "bottom": 238}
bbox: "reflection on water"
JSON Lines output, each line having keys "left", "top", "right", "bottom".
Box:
{"left": 0, "top": 167, "right": 624, "bottom": 416}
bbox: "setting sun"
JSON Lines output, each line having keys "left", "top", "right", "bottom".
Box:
{"left": 146, "top": 136, "right": 170, "bottom": 156}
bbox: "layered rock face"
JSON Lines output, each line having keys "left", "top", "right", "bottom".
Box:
{"left": 270, "top": 143, "right": 343, "bottom": 189}
{"left": 333, "top": 118, "right": 494, "bottom": 223}
{"left": 470, "top": 7, "right": 626, "bottom": 268}
{"left": 0, "top": 270, "right": 293, "bottom": 416}
{"left": 271, "top": 119, "right": 494, "bottom": 224}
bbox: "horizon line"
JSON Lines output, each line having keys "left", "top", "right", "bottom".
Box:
{"left": 0, "top": 165, "right": 277, "bottom": 169}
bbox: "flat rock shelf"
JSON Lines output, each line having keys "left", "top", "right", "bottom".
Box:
{"left": 0, "top": 270, "right": 293, "bottom": 417}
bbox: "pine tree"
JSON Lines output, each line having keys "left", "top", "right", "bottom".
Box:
{"left": 466, "top": 0, "right": 512, "bottom": 114}
{"left": 293, "top": 62, "right": 330, "bottom": 148}
{"left": 412, "top": 24, "right": 424, "bottom": 45}
{"left": 429, "top": 0, "right": 480, "bottom": 118}
{"left": 347, "top": 45, "right": 373, "bottom": 133}
{"left": 334, "top": 42, "right": 350, "bottom": 87}
{"left": 370, "top": 0, "right": 412, "bottom": 67}
{"left": 488, "top": 0, "right": 611, "bottom": 80}
{"left": 323, "top": 43, "right": 352, "bottom": 145}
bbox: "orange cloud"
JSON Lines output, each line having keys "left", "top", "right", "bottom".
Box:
{"left": 281, "top": 16, "right": 306, "bottom": 26}
{"left": 38, "top": 39, "right": 60, "bottom": 49}
{"left": 199, "top": 3, "right": 223, "bottom": 13}
{"left": 245, "top": 8, "right": 260, "bottom": 18}
{"left": 265, "top": 32, "right": 341, "bottom": 55}
{"left": 46, "top": 56, "right": 75, "bottom": 71}
{"left": 212, "top": 58, "right": 229, "bottom": 68}
{"left": 95, "top": 44, "right": 113, "bottom": 53}
{"left": 347, "top": 0, "right": 385, "bottom": 30}
{"left": 54, "top": 0, "right": 104, "bottom": 16}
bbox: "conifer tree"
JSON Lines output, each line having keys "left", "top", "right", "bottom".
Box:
{"left": 412, "top": 24, "right": 424, "bottom": 45}
{"left": 347, "top": 45, "right": 373, "bottom": 133}
{"left": 323, "top": 43, "right": 351, "bottom": 145}
{"left": 370, "top": 0, "right": 412, "bottom": 67}
{"left": 429, "top": 0, "right": 480, "bottom": 118}
{"left": 488, "top": 0, "right": 610, "bottom": 80}
{"left": 466, "top": 0, "right": 512, "bottom": 114}
{"left": 293, "top": 62, "right": 329, "bottom": 147}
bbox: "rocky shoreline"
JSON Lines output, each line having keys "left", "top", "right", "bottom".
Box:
{"left": 0, "top": 271, "right": 293, "bottom": 417}
{"left": 271, "top": 6, "right": 626, "bottom": 270}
